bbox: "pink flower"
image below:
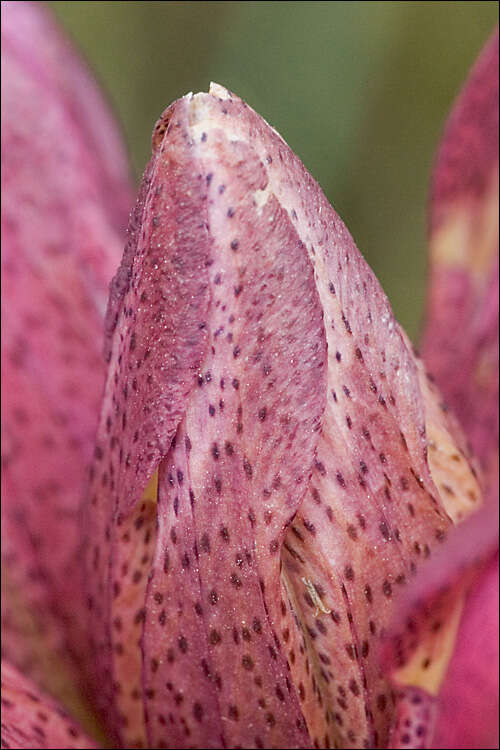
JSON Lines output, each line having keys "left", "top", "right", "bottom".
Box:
{"left": 1, "top": 3, "right": 497, "bottom": 749}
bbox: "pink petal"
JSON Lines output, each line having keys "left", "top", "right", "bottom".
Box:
{"left": 381, "top": 500, "right": 497, "bottom": 675}
{"left": 1, "top": 0, "right": 132, "bottom": 718}
{"left": 1, "top": 661, "right": 98, "bottom": 749}
{"left": 419, "top": 32, "right": 499, "bottom": 749}
{"left": 423, "top": 29, "right": 499, "bottom": 471}
{"left": 383, "top": 31, "right": 499, "bottom": 749}
{"left": 86, "top": 84, "right": 480, "bottom": 749}
{"left": 432, "top": 555, "right": 499, "bottom": 749}
{"left": 86, "top": 89, "right": 327, "bottom": 748}
{"left": 1, "top": 0, "right": 132, "bottom": 235}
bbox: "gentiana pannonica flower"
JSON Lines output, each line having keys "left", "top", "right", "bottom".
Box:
{"left": 1, "top": 4, "right": 498, "bottom": 749}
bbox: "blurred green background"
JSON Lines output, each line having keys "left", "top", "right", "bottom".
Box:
{"left": 50, "top": 1, "right": 497, "bottom": 340}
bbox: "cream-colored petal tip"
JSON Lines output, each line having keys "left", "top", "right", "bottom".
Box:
{"left": 209, "top": 82, "right": 232, "bottom": 100}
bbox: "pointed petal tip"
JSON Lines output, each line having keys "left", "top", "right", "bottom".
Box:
{"left": 208, "top": 81, "right": 232, "bottom": 98}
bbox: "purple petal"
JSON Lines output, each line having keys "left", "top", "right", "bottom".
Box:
{"left": 86, "top": 88, "right": 327, "bottom": 747}
{"left": 86, "top": 84, "right": 481, "bottom": 748}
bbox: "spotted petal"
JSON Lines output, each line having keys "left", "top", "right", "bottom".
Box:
{"left": 85, "top": 87, "right": 327, "bottom": 748}
{"left": 85, "top": 83, "right": 481, "bottom": 749}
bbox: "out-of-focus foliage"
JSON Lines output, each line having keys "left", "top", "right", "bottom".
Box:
{"left": 50, "top": 1, "right": 497, "bottom": 339}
